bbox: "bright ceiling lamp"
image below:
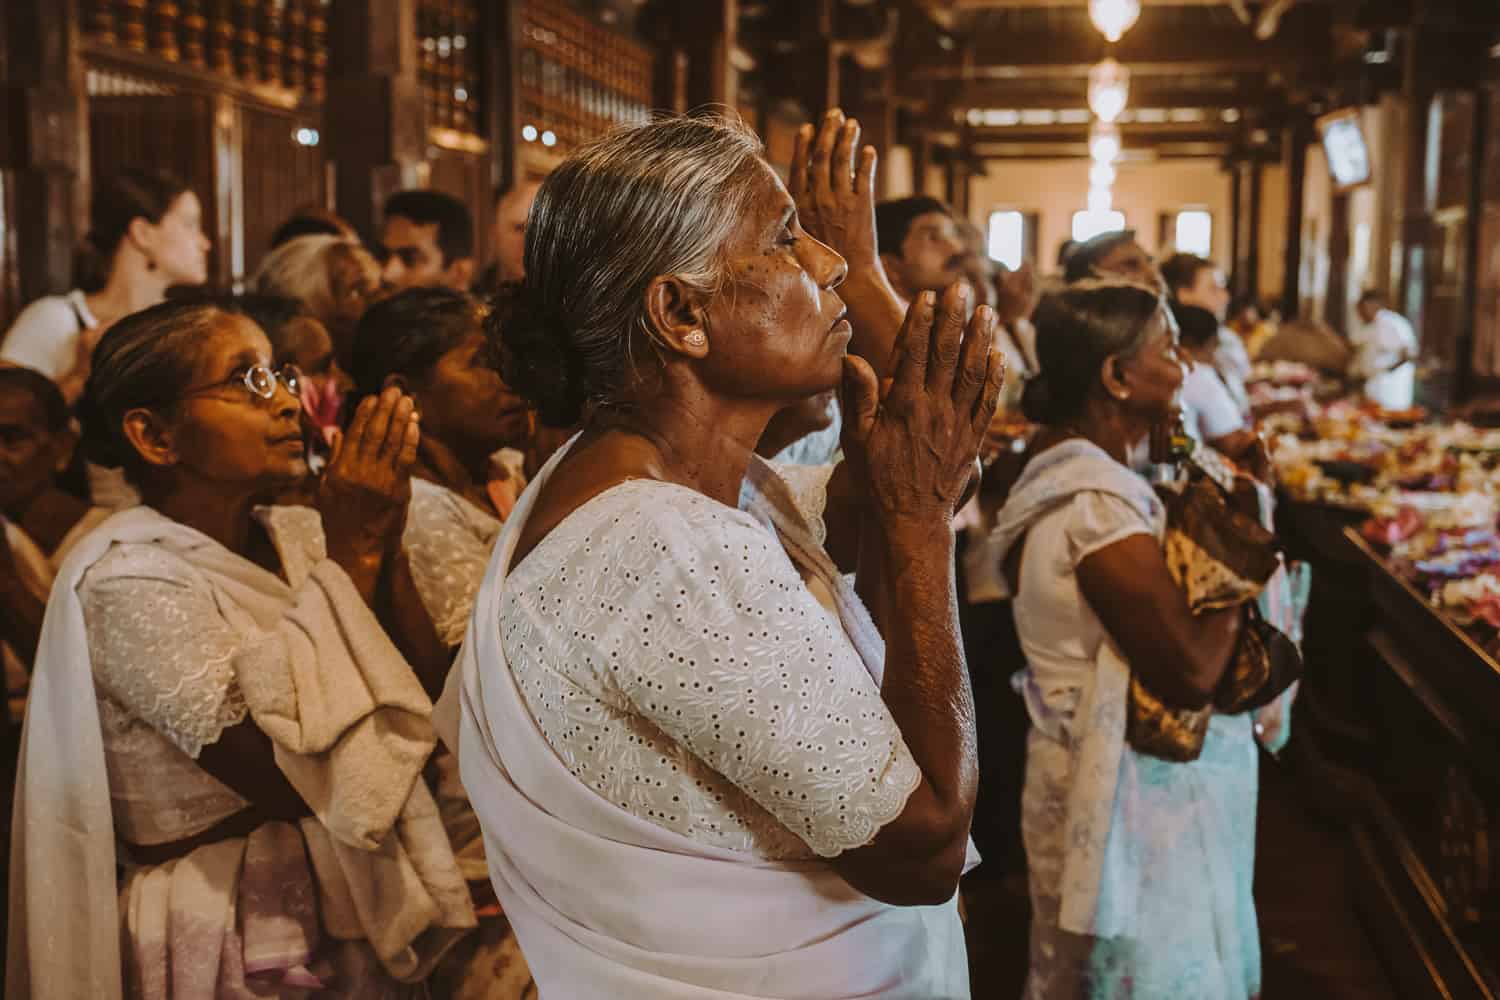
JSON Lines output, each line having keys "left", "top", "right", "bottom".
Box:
{"left": 1087, "top": 59, "right": 1130, "bottom": 123}
{"left": 1089, "top": 161, "right": 1117, "bottom": 187}
{"left": 1088, "top": 186, "right": 1113, "bottom": 214}
{"left": 1089, "top": 121, "right": 1122, "bottom": 163}
{"left": 1089, "top": 0, "right": 1141, "bottom": 43}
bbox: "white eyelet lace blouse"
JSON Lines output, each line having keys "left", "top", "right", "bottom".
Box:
{"left": 499, "top": 478, "right": 920, "bottom": 861}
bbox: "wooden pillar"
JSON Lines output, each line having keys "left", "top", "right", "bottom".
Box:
{"left": 1245, "top": 157, "right": 1263, "bottom": 304}
{"left": 484, "top": 0, "right": 521, "bottom": 193}
{"left": 796, "top": 0, "right": 837, "bottom": 118}
{"left": 1457, "top": 84, "right": 1490, "bottom": 401}
{"left": 1397, "top": 25, "right": 1441, "bottom": 340}
{"left": 1228, "top": 158, "right": 1244, "bottom": 296}
{"left": 1281, "top": 115, "right": 1311, "bottom": 319}
{"left": 1325, "top": 191, "right": 1351, "bottom": 329}
{"left": 843, "top": 60, "right": 896, "bottom": 196}
{"left": 682, "top": 0, "right": 737, "bottom": 111}
{"left": 326, "top": 0, "right": 426, "bottom": 242}
{"left": 0, "top": 0, "right": 86, "bottom": 302}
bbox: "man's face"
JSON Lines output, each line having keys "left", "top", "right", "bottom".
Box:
{"left": 1180, "top": 266, "right": 1230, "bottom": 322}
{"left": 1094, "top": 239, "right": 1161, "bottom": 289}
{"left": 492, "top": 181, "right": 541, "bottom": 285}
{"left": 1357, "top": 300, "right": 1381, "bottom": 324}
{"left": 883, "top": 211, "right": 966, "bottom": 299}
{"left": 380, "top": 216, "right": 467, "bottom": 291}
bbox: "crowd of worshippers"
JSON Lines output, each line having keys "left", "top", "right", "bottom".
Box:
{"left": 0, "top": 107, "right": 1309, "bottom": 999}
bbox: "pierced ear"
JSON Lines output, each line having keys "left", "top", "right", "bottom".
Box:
{"left": 1099, "top": 354, "right": 1132, "bottom": 402}
{"left": 644, "top": 275, "right": 710, "bottom": 359}
{"left": 120, "top": 408, "right": 178, "bottom": 470}
{"left": 126, "top": 216, "right": 156, "bottom": 257}
{"left": 49, "top": 425, "right": 80, "bottom": 475}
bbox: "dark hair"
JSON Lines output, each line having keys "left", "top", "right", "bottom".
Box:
{"left": 1063, "top": 229, "right": 1139, "bottom": 285}
{"left": 874, "top": 196, "right": 952, "bottom": 256}
{"left": 223, "top": 293, "right": 308, "bottom": 366}
{"left": 1170, "top": 301, "right": 1220, "bottom": 349}
{"left": 347, "top": 286, "right": 484, "bottom": 419}
{"left": 1020, "top": 281, "right": 1166, "bottom": 424}
{"left": 80, "top": 169, "right": 192, "bottom": 290}
{"left": 77, "top": 300, "right": 235, "bottom": 476}
{"left": 1056, "top": 238, "right": 1080, "bottom": 269}
{"left": 383, "top": 190, "right": 474, "bottom": 265}
{"left": 0, "top": 367, "right": 70, "bottom": 432}
{"left": 1160, "top": 252, "right": 1215, "bottom": 297}
{"left": 270, "top": 214, "right": 345, "bottom": 249}
{"left": 1358, "top": 289, "right": 1382, "bottom": 307}
{"left": 501, "top": 113, "right": 764, "bottom": 428}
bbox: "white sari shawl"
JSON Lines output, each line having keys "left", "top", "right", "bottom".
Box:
{"left": 985, "top": 439, "right": 1165, "bottom": 939}
{"left": 438, "top": 442, "right": 974, "bottom": 999}
{"left": 8, "top": 505, "right": 474, "bottom": 1000}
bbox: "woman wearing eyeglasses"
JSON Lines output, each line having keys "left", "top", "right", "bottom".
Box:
{"left": 9, "top": 299, "right": 475, "bottom": 998}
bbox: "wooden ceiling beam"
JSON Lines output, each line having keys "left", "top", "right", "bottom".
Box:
{"left": 911, "top": 5, "right": 1329, "bottom": 80}
{"left": 950, "top": 77, "right": 1272, "bottom": 110}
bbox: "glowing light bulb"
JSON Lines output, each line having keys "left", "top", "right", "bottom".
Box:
{"left": 1089, "top": 121, "right": 1122, "bottom": 164}
{"left": 1087, "top": 59, "right": 1130, "bottom": 124}
{"left": 1088, "top": 187, "right": 1113, "bottom": 214}
{"left": 1089, "top": 0, "right": 1141, "bottom": 43}
{"left": 521, "top": 124, "right": 538, "bottom": 142}
{"left": 1090, "top": 162, "right": 1116, "bottom": 188}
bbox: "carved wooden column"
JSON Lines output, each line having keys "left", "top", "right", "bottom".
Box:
{"left": 1, "top": 0, "right": 87, "bottom": 302}
{"left": 326, "top": 0, "right": 425, "bottom": 241}
{"left": 483, "top": 0, "right": 521, "bottom": 192}
{"left": 1228, "top": 157, "right": 1244, "bottom": 296}
{"left": 1396, "top": 24, "right": 1441, "bottom": 340}
{"left": 682, "top": 0, "right": 737, "bottom": 111}
{"left": 1281, "top": 113, "right": 1311, "bottom": 320}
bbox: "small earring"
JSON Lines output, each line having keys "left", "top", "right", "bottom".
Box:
{"left": 145, "top": 257, "right": 157, "bottom": 272}
{"left": 684, "top": 330, "right": 707, "bottom": 348}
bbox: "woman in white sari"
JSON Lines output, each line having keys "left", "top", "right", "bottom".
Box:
{"left": 438, "top": 113, "right": 1005, "bottom": 997}
{"left": 347, "top": 285, "right": 538, "bottom": 998}
{"left": 983, "top": 282, "right": 1260, "bottom": 998}
{"left": 9, "top": 300, "right": 476, "bottom": 998}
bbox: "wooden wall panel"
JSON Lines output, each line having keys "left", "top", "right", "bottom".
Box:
{"left": 87, "top": 93, "right": 222, "bottom": 285}
{"left": 427, "top": 145, "right": 489, "bottom": 266}
{"left": 240, "top": 105, "right": 325, "bottom": 280}
{"left": 1425, "top": 93, "right": 1476, "bottom": 369}
{"left": 1474, "top": 86, "right": 1500, "bottom": 378}
{"left": 0, "top": 170, "right": 20, "bottom": 331}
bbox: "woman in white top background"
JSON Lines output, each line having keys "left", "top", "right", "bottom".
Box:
{"left": 0, "top": 169, "right": 210, "bottom": 404}
{"left": 441, "top": 111, "right": 1004, "bottom": 997}
{"left": 1174, "top": 302, "right": 1270, "bottom": 478}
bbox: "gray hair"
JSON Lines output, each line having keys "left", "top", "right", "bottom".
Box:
{"left": 497, "top": 112, "right": 766, "bottom": 426}
{"left": 251, "top": 233, "right": 359, "bottom": 323}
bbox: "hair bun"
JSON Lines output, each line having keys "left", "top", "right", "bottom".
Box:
{"left": 490, "top": 283, "right": 587, "bottom": 428}
{"left": 1019, "top": 371, "right": 1056, "bottom": 425}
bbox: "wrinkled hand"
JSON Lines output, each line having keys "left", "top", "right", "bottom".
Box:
{"left": 316, "top": 387, "right": 420, "bottom": 575}
{"left": 840, "top": 283, "right": 1005, "bottom": 524}
{"left": 788, "top": 108, "right": 879, "bottom": 273}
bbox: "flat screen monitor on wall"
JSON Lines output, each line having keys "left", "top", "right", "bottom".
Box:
{"left": 1317, "top": 109, "right": 1371, "bottom": 191}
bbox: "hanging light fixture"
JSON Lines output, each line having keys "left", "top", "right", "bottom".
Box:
{"left": 1087, "top": 59, "right": 1131, "bottom": 123}
{"left": 1088, "top": 187, "right": 1114, "bottom": 214}
{"left": 1089, "top": 161, "right": 1117, "bottom": 188}
{"left": 1089, "top": 121, "right": 1122, "bottom": 164}
{"left": 1089, "top": 0, "right": 1141, "bottom": 43}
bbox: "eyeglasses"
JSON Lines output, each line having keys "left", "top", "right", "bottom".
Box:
{"left": 180, "top": 364, "right": 303, "bottom": 403}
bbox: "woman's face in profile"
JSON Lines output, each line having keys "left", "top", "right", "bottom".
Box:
{"left": 698, "top": 159, "right": 850, "bottom": 402}
{"left": 1120, "top": 310, "right": 1187, "bottom": 421}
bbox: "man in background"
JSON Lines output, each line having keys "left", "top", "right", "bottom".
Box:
{"left": 874, "top": 196, "right": 968, "bottom": 305}
{"left": 1352, "top": 290, "right": 1418, "bottom": 410}
{"left": 475, "top": 178, "right": 542, "bottom": 297}
{"left": 1063, "top": 228, "right": 1161, "bottom": 288}
{"left": 379, "top": 189, "right": 475, "bottom": 292}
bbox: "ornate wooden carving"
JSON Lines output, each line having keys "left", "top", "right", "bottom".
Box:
{"left": 206, "top": 0, "right": 234, "bottom": 74}
{"left": 260, "top": 0, "right": 285, "bottom": 84}
{"left": 120, "top": 0, "right": 149, "bottom": 52}
{"left": 282, "top": 0, "right": 307, "bottom": 91}
{"left": 150, "top": 0, "right": 182, "bottom": 62}
{"left": 90, "top": 0, "right": 119, "bottom": 44}
{"left": 179, "top": 0, "right": 207, "bottom": 67}
{"left": 234, "top": 0, "right": 259, "bottom": 80}
{"left": 306, "top": 0, "right": 328, "bottom": 97}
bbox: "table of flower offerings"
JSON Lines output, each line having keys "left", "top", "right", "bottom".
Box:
{"left": 1270, "top": 401, "right": 1500, "bottom": 999}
